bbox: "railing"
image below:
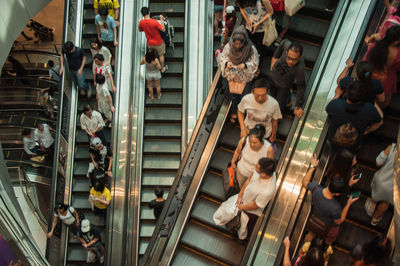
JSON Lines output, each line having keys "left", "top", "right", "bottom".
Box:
{"left": 394, "top": 126, "right": 400, "bottom": 264}
{"left": 245, "top": 0, "right": 381, "bottom": 264}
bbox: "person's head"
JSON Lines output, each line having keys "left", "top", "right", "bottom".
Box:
{"left": 98, "top": 7, "right": 108, "bottom": 19}
{"left": 225, "top": 6, "right": 237, "bottom": 21}
{"left": 90, "top": 38, "right": 102, "bottom": 50}
{"left": 22, "top": 129, "right": 31, "bottom": 137}
{"left": 302, "top": 246, "right": 325, "bottom": 266}
{"left": 248, "top": 124, "right": 266, "bottom": 149}
{"left": 37, "top": 123, "right": 44, "bottom": 132}
{"left": 355, "top": 61, "right": 373, "bottom": 101}
{"left": 47, "top": 60, "right": 55, "bottom": 68}
{"left": 362, "top": 235, "right": 391, "bottom": 265}
{"left": 91, "top": 137, "right": 103, "bottom": 149}
{"left": 145, "top": 49, "right": 159, "bottom": 63}
{"left": 368, "top": 25, "right": 400, "bottom": 71}
{"left": 63, "top": 41, "right": 75, "bottom": 54}
{"left": 81, "top": 219, "right": 91, "bottom": 233}
{"left": 237, "top": 0, "right": 257, "bottom": 8}
{"left": 286, "top": 43, "right": 303, "bottom": 67}
{"left": 83, "top": 104, "right": 93, "bottom": 116}
{"left": 154, "top": 187, "right": 164, "bottom": 198}
{"left": 54, "top": 202, "right": 68, "bottom": 214}
{"left": 255, "top": 158, "right": 276, "bottom": 178}
{"left": 327, "top": 177, "right": 347, "bottom": 195}
{"left": 95, "top": 73, "right": 106, "bottom": 85}
{"left": 326, "top": 149, "right": 355, "bottom": 184}
{"left": 94, "top": 53, "right": 105, "bottom": 65}
{"left": 7, "top": 56, "right": 15, "bottom": 63}
{"left": 345, "top": 82, "right": 363, "bottom": 104}
{"left": 252, "top": 76, "right": 269, "bottom": 104}
{"left": 231, "top": 27, "right": 248, "bottom": 49}
{"left": 141, "top": 6, "right": 150, "bottom": 16}
{"left": 93, "top": 181, "right": 105, "bottom": 193}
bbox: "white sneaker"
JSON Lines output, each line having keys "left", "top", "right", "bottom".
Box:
{"left": 100, "top": 255, "right": 104, "bottom": 263}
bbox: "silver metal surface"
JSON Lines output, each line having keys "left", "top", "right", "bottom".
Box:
{"left": 160, "top": 98, "right": 231, "bottom": 265}
{"left": 246, "top": 1, "right": 375, "bottom": 265}
{"left": 394, "top": 126, "right": 400, "bottom": 264}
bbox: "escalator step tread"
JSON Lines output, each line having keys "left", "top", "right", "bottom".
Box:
{"left": 173, "top": 247, "right": 221, "bottom": 266}
{"left": 81, "top": 211, "right": 106, "bottom": 227}
{"left": 149, "top": 3, "right": 185, "bottom": 13}
{"left": 191, "top": 197, "right": 230, "bottom": 234}
{"left": 67, "top": 245, "right": 89, "bottom": 262}
{"left": 139, "top": 240, "right": 149, "bottom": 255}
{"left": 82, "top": 24, "right": 97, "bottom": 36}
{"left": 141, "top": 206, "right": 156, "bottom": 220}
{"left": 160, "top": 77, "right": 183, "bottom": 89}
{"left": 328, "top": 248, "right": 349, "bottom": 266}
{"left": 145, "top": 107, "right": 182, "bottom": 121}
{"left": 200, "top": 173, "right": 225, "bottom": 202}
{"left": 72, "top": 177, "right": 90, "bottom": 192}
{"left": 74, "top": 161, "right": 89, "bottom": 176}
{"left": 353, "top": 166, "right": 374, "bottom": 196}
{"left": 210, "top": 149, "right": 233, "bottom": 172}
{"left": 388, "top": 93, "right": 400, "bottom": 114}
{"left": 141, "top": 187, "right": 170, "bottom": 203}
{"left": 145, "top": 91, "right": 182, "bottom": 106}
{"left": 142, "top": 171, "right": 176, "bottom": 186}
{"left": 220, "top": 124, "right": 240, "bottom": 149}
{"left": 357, "top": 140, "right": 387, "bottom": 167}
{"left": 275, "top": 14, "right": 329, "bottom": 39}
{"left": 71, "top": 193, "right": 91, "bottom": 210}
{"left": 335, "top": 221, "right": 378, "bottom": 251}
{"left": 165, "top": 47, "right": 184, "bottom": 59}
{"left": 372, "top": 116, "right": 399, "bottom": 142}
{"left": 144, "top": 123, "right": 182, "bottom": 138}
{"left": 277, "top": 116, "right": 293, "bottom": 139}
{"left": 275, "top": 141, "right": 284, "bottom": 161}
{"left": 143, "top": 139, "right": 181, "bottom": 154}
{"left": 84, "top": 8, "right": 95, "bottom": 20}
{"left": 140, "top": 221, "right": 156, "bottom": 237}
{"left": 181, "top": 221, "right": 245, "bottom": 266}
{"left": 142, "top": 154, "right": 180, "bottom": 169}
{"left": 168, "top": 17, "right": 185, "bottom": 30}
{"left": 75, "top": 146, "right": 90, "bottom": 160}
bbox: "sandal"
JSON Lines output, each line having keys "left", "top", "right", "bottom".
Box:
{"left": 161, "top": 65, "right": 168, "bottom": 73}
{"left": 364, "top": 198, "right": 376, "bottom": 217}
{"left": 371, "top": 216, "right": 382, "bottom": 226}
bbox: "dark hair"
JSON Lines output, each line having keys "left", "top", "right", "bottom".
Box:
{"left": 355, "top": 61, "right": 373, "bottom": 102}
{"left": 302, "top": 246, "right": 325, "bottom": 266}
{"left": 22, "top": 129, "right": 31, "bottom": 136}
{"left": 345, "top": 82, "right": 363, "bottom": 104}
{"left": 94, "top": 181, "right": 105, "bottom": 193}
{"left": 48, "top": 60, "right": 54, "bottom": 67}
{"left": 249, "top": 124, "right": 266, "bottom": 142}
{"left": 63, "top": 41, "right": 74, "bottom": 53}
{"left": 252, "top": 75, "right": 269, "bottom": 91}
{"left": 154, "top": 187, "right": 164, "bottom": 198}
{"left": 94, "top": 53, "right": 105, "bottom": 62}
{"left": 288, "top": 43, "right": 303, "bottom": 56}
{"left": 368, "top": 25, "right": 400, "bottom": 71}
{"left": 226, "top": 11, "right": 237, "bottom": 23}
{"left": 326, "top": 149, "right": 354, "bottom": 185}
{"left": 145, "top": 49, "right": 159, "bottom": 63}
{"left": 237, "top": 0, "right": 257, "bottom": 8}
{"left": 328, "top": 177, "right": 347, "bottom": 194}
{"left": 98, "top": 7, "right": 108, "bottom": 16}
{"left": 83, "top": 104, "right": 93, "bottom": 113}
{"left": 141, "top": 7, "right": 150, "bottom": 16}
{"left": 361, "top": 235, "right": 391, "bottom": 265}
{"left": 96, "top": 74, "right": 106, "bottom": 85}
{"left": 258, "top": 158, "right": 276, "bottom": 176}
{"left": 54, "top": 203, "right": 68, "bottom": 212}
{"left": 7, "top": 56, "right": 15, "bottom": 62}
{"left": 90, "top": 37, "right": 103, "bottom": 49}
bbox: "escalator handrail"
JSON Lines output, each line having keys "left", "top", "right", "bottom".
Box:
{"left": 246, "top": 0, "right": 382, "bottom": 265}
{"left": 10, "top": 49, "right": 61, "bottom": 58}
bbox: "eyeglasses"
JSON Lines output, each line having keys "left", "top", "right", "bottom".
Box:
{"left": 287, "top": 55, "right": 300, "bottom": 62}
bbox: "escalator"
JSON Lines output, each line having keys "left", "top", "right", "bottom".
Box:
{"left": 64, "top": 1, "right": 110, "bottom": 264}
{"left": 138, "top": 0, "right": 186, "bottom": 256}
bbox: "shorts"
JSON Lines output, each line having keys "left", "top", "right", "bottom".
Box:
{"left": 214, "top": 5, "right": 224, "bottom": 12}
{"left": 149, "top": 42, "right": 166, "bottom": 56}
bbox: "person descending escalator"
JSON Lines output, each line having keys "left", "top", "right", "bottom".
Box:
{"left": 95, "top": 7, "right": 119, "bottom": 66}
{"left": 283, "top": 236, "right": 330, "bottom": 266}
{"left": 148, "top": 187, "right": 165, "bottom": 220}
{"left": 79, "top": 219, "right": 105, "bottom": 263}
{"left": 47, "top": 203, "right": 81, "bottom": 240}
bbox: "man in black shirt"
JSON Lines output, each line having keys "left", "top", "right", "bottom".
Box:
{"left": 79, "top": 219, "right": 104, "bottom": 263}
{"left": 60, "top": 41, "right": 91, "bottom": 96}
{"left": 89, "top": 137, "right": 113, "bottom": 178}
{"left": 269, "top": 40, "right": 306, "bottom": 118}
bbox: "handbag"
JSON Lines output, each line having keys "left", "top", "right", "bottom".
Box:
{"left": 226, "top": 210, "right": 242, "bottom": 233}
{"left": 86, "top": 250, "right": 97, "bottom": 263}
{"left": 223, "top": 163, "right": 240, "bottom": 200}
{"left": 262, "top": 19, "right": 278, "bottom": 47}
{"left": 270, "top": 0, "right": 284, "bottom": 12}
{"left": 228, "top": 80, "right": 246, "bottom": 94}
{"left": 307, "top": 214, "right": 330, "bottom": 238}
{"left": 284, "top": 0, "right": 305, "bottom": 16}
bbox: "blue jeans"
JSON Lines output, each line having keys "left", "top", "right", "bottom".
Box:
{"left": 89, "top": 241, "right": 103, "bottom": 258}
{"left": 71, "top": 70, "right": 89, "bottom": 91}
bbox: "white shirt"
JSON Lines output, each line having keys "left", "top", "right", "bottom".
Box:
{"left": 80, "top": 110, "right": 105, "bottom": 133}
{"left": 54, "top": 206, "right": 76, "bottom": 225}
{"left": 23, "top": 136, "right": 37, "bottom": 155}
{"left": 238, "top": 94, "right": 282, "bottom": 138}
{"left": 34, "top": 124, "right": 54, "bottom": 149}
{"left": 242, "top": 170, "right": 276, "bottom": 216}
{"left": 237, "top": 138, "right": 271, "bottom": 177}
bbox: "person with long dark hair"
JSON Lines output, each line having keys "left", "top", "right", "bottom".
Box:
{"left": 140, "top": 48, "right": 162, "bottom": 100}
{"left": 326, "top": 149, "right": 358, "bottom": 188}
{"left": 47, "top": 203, "right": 80, "bottom": 239}
{"left": 283, "top": 236, "right": 329, "bottom": 266}
{"left": 366, "top": 25, "right": 400, "bottom": 108}
{"left": 90, "top": 38, "right": 112, "bottom": 66}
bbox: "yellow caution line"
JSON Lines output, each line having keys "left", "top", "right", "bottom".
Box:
{"left": 8, "top": 115, "right": 12, "bottom": 124}
{"left": 344, "top": 219, "right": 381, "bottom": 234}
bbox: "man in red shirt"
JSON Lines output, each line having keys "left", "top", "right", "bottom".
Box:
{"left": 139, "top": 7, "right": 167, "bottom": 72}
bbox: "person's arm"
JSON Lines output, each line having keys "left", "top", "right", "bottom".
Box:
{"left": 47, "top": 215, "right": 58, "bottom": 237}
{"left": 155, "top": 59, "right": 162, "bottom": 70}
{"left": 376, "top": 92, "right": 385, "bottom": 104}
{"left": 302, "top": 154, "right": 319, "bottom": 188}
{"left": 108, "top": 94, "right": 115, "bottom": 113}
{"left": 95, "top": 197, "right": 110, "bottom": 206}
{"left": 270, "top": 119, "right": 278, "bottom": 143}
{"left": 80, "top": 237, "right": 87, "bottom": 246}
{"left": 240, "top": 8, "right": 252, "bottom": 29}
{"left": 86, "top": 237, "right": 99, "bottom": 248}
{"left": 270, "top": 42, "right": 285, "bottom": 70}
{"left": 48, "top": 125, "right": 56, "bottom": 132}
{"left": 159, "top": 15, "right": 166, "bottom": 32}
{"left": 334, "top": 197, "right": 358, "bottom": 225}
{"left": 78, "top": 55, "right": 86, "bottom": 76}
{"left": 283, "top": 237, "right": 292, "bottom": 266}
{"left": 96, "top": 24, "right": 101, "bottom": 43}
{"left": 231, "top": 137, "right": 245, "bottom": 170}
{"left": 238, "top": 110, "right": 247, "bottom": 138}
{"left": 104, "top": 47, "right": 112, "bottom": 65}
{"left": 73, "top": 210, "right": 80, "bottom": 226}
{"left": 364, "top": 120, "right": 383, "bottom": 135}
{"left": 237, "top": 172, "right": 253, "bottom": 205}
{"left": 270, "top": 57, "right": 278, "bottom": 71}
{"left": 115, "top": 8, "right": 120, "bottom": 26}
{"left": 336, "top": 58, "right": 354, "bottom": 85}
{"left": 94, "top": 112, "right": 106, "bottom": 132}
{"left": 376, "top": 144, "right": 393, "bottom": 167}
{"left": 23, "top": 140, "right": 34, "bottom": 155}
{"left": 252, "top": 0, "right": 273, "bottom": 33}
{"left": 108, "top": 71, "right": 116, "bottom": 92}
{"left": 238, "top": 200, "right": 259, "bottom": 211}
{"left": 59, "top": 53, "right": 65, "bottom": 75}
{"left": 384, "top": 0, "right": 391, "bottom": 11}
{"left": 140, "top": 57, "right": 146, "bottom": 65}
{"left": 113, "top": 19, "right": 118, "bottom": 46}
{"left": 90, "top": 152, "right": 98, "bottom": 168}
{"left": 107, "top": 156, "right": 113, "bottom": 177}
{"left": 266, "top": 145, "right": 274, "bottom": 159}
{"left": 80, "top": 116, "right": 92, "bottom": 136}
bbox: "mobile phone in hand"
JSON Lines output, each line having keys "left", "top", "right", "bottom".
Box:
{"left": 350, "top": 191, "right": 361, "bottom": 199}
{"left": 353, "top": 173, "right": 362, "bottom": 180}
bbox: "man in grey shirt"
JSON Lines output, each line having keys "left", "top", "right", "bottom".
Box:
{"left": 269, "top": 40, "right": 306, "bottom": 118}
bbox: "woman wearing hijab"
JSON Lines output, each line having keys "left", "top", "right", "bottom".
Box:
{"left": 220, "top": 25, "right": 259, "bottom": 123}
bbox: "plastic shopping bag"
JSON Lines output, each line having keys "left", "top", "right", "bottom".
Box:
{"left": 285, "top": 0, "right": 305, "bottom": 16}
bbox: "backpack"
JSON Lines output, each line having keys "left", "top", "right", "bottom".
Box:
{"left": 333, "top": 123, "right": 358, "bottom": 148}
{"left": 153, "top": 15, "right": 175, "bottom": 50}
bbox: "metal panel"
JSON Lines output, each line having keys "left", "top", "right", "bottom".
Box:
{"left": 394, "top": 127, "right": 400, "bottom": 264}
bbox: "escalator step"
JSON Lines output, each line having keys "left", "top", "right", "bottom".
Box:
{"left": 165, "top": 47, "right": 184, "bottom": 59}
{"left": 84, "top": 8, "right": 95, "bottom": 21}
{"left": 141, "top": 187, "right": 170, "bottom": 203}
{"left": 329, "top": 248, "right": 350, "bottom": 266}
{"left": 181, "top": 221, "right": 245, "bottom": 266}
{"left": 145, "top": 107, "right": 181, "bottom": 122}
{"left": 275, "top": 14, "right": 329, "bottom": 40}
{"left": 74, "top": 161, "right": 89, "bottom": 176}
{"left": 168, "top": 17, "right": 185, "bottom": 31}
{"left": 71, "top": 193, "right": 91, "bottom": 210}
{"left": 372, "top": 116, "right": 399, "bottom": 142}
{"left": 173, "top": 247, "right": 221, "bottom": 266}
{"left": 75, "top": 146, "right": 90, "bottom": 160}
{"left": 335, "top": 221, "right": 378, "bottom": 251}
{"left": 143, "top": 139, "right": 181, "bottom": 154}
{"left": 142, "top": 154, "right": 180, "bottom": 169}
{"left": 160, "top": 77, "right": 183, "bottom": 90}
{"left": 200, "top": 172, "right": 225, "bottom": 202}
{"left": 357, "top": 140, "right": 387, "bottom": 167}
{"left": 191, "top": 197, "right": 229, "bottom": 234}
{"left": 141, "top": 206, "right": 156, "bottom": 221}
{"left": 220, "top": 124, "right": 240, "bottom": 149}
{"left": 144, "top": 123, "right": 182, "bottom": 138}
{"left": 277, "top": 116, "right": 293, "bottom": 139}
{"left": 388, "top": 94, "right": 400, "bottom": 114}
{"left": 142, "top": 171, "right": 176, "bottom": 186}
{"left": 72, "top": 177, "right": 90, "bottom": 193}
{"left": 149, "top": 3, "right": 185, "bottom": 14}
{"left": 66, "top": 245, "right": 88, "bottom": 262}
{"left": 69, "top": 231, "right": 106, "bottom": 244}
{"left": 145, "top": 92, "right": 182, "bottom": 106}
{"left": 82, "top": 24, "right": 97, "bottom": 36}
{"left": 81, "top": 211, "right": 106, "bottom": 227}
{"left": 139, "top": 239, "right": 149, "bottom": 255}
{"left": 209, "top": 149, "right": 233, "bottom": 172}
{"left": 140, "top": 221, "right": 156, "bottom": 238}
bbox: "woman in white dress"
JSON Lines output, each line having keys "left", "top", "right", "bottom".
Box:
{"left": 90, "top": 38, "right": 112, "bottom": 66}
{"left": 93, "top": 53, "right": 116, "bottom": 92}
{"left": 96, "top": 74, "right": 115, "bottom": 125}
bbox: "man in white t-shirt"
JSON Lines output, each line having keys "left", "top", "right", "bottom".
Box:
{"left": 238, "top": 76, "right": 282, "bottom": 142}
{"left": 80, "top": 104, "right": 108, "bottom": 147}
{"left": 34, "top": 123, "right": 55, "bottom": 151}
{"left": 236, "top": 157, "right": 277, "bottom": 239}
